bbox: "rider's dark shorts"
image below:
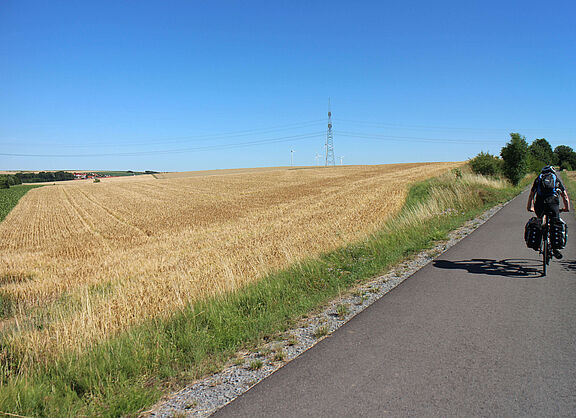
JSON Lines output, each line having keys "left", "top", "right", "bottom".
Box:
{"left": 535, "top": 195, "right": 560, "bottom": 219}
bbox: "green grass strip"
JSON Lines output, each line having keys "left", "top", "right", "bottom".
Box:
{"left": 0, "top": 175, "right": 523, "bottom": 417}
{"left": 560, "top": 171, "right": 576, "bottom": 211}
{"left": 0, "top": 184, "right": 43, "bottom": 223}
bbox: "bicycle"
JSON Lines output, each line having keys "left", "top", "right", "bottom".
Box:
{"left": 539, "top": 208, "right": 568, "bottom": 277}
{"left": 540, "top": 215, "right": 552, "bottom": 276}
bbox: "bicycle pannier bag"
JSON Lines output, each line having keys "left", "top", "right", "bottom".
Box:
{"left": 550, "top": 218, "right": 567, "bottom": 249}
{"left": 524, "top": 217, "right": 542, "bottom": 250}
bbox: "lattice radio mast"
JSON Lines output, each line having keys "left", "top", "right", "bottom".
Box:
{"left": 325, "top": 99, "right": 335, "bottom": 166}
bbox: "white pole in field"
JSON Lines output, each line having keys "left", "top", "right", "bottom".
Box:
{"left": 291, "top": 150, "right": 294, "bottom": 167}
{"left": 340, "top": 156, "right": 344, "bottom": 165}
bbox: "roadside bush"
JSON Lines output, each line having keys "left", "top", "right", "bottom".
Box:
{"left": 501, "top": 133, "right": 529, "bottom": 186}
{"left": 451, "top": 168, "right": 463, "bottom": 179}
{"left": 469, "top": 152, "right": 502, "bottom": 177}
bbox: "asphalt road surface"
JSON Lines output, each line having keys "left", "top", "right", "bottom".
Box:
{"left": 215, "top": 190, "right": 576, "bottom": 417}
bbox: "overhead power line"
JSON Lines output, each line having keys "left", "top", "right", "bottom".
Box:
{"left": 0, "top": 119, "right": 326, "bottom": 148}
{"left": 335, "top": 118, "right": 508, "bottom": 132}
{"left": 337, "top": 131, "right": 503, "bottom": 144}
{"left": 0, "top": 132, "right": 324, "bottom": 158}
{"left": 334, "top": 118, "right": 576, "bottom": 133}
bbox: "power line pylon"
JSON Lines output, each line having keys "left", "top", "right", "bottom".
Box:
{"left": 325, "top": 99, "right": 335, "bottom": 166}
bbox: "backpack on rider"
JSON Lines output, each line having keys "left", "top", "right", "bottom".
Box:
{"left": 537, "top": 169, "right": 557, "bottom": 197}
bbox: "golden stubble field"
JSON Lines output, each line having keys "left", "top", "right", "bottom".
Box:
{"left": 0, "top": 163, "right": 461, "bottom": 364}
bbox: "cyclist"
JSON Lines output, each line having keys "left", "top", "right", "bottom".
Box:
{"left": 527, "top": 165, "right": 570, "bottom": 258}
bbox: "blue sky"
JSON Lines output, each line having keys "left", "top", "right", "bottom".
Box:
{"left": 1, "top": 0, "right": 575, "bottom": 171}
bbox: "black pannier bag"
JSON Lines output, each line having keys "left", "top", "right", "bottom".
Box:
{"left": 550, "top": 218, "right": 568, "bottom": 249}
{"left": 524, "top": 217, "right": 542, "bottom": 250}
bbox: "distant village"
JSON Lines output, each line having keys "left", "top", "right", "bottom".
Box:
{"left": 72, "top": 172, "right": 112, "bottom": 180}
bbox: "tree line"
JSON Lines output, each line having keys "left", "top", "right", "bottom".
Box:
{"left": 0, "top": 171, "right": 75, "bottom": 189}
{"left": 0, "top": 170, "right": 161, "bottom": 189}
{"left": 469, "top": 134, "right": 576, "bottom": 185}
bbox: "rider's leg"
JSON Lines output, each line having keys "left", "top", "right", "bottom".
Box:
{"left": 534, "top": 197, "right": 545, "bottom": 219}
{"left": 546, "top": 195, "right": 561, "bottom": 220}
{"left": 544, "top": 196, "right": 563, "bottom": 259}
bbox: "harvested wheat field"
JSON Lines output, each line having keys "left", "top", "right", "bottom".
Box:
{"left": 0, "top": 162, "right": 461, "bottom": 364}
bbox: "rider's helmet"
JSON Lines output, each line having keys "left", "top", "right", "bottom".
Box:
{"left": 541, "top": 165, "right": 556, "bottom": 174}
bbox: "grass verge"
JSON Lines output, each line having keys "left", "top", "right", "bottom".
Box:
{"left": 0, "top": 172, "right": 523, "bottom": 417}
{"left": 560, "top": 171, "right": 576, "bottom": 211}
{"left": 0, "top": 185, "right": 43, "bottom": 222}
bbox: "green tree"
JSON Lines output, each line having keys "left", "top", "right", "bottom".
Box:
{"left": 469, "top": 152, "right": 502, "bottom": 176}
{"left": 528, "top": 138, "right": 556, "bottom": 172}
{"left": 13, "top": 171, "right": 73, "bottom": 183}
{"left": 529, "top": 138, "right": 555, "bottom": 162}
{"left": 7, "top": 175, "right": 21, "bottom": 186}
{"left": 554, "top": 145, "right": 576, "bottom": 171}
{"left": 500, "top": 133, "right": 529, "bottom": 185}
{"left": 0, "top": 176, "right": 10, "bottom": 189}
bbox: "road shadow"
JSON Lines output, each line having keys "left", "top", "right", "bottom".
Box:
{"left": 433, "top": 258, "right": 542, "bottom": 279}
{"left": 559, "top": 260, "right": 576, "bottom": 274}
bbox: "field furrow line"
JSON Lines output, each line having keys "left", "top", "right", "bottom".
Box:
{"left": 76, "top": 188, "right": 150, "bottom": 237}
{"left": 61, "top": 187, "right": 112, "bottom": 250}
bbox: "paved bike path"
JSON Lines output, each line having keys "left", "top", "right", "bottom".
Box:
{"left": 215, "top": 190, "right": 576, "bottom": 417}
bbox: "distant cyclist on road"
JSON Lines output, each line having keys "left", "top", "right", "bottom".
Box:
{"left": 527, "top": 165, "right": 570, "bottom": 258}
